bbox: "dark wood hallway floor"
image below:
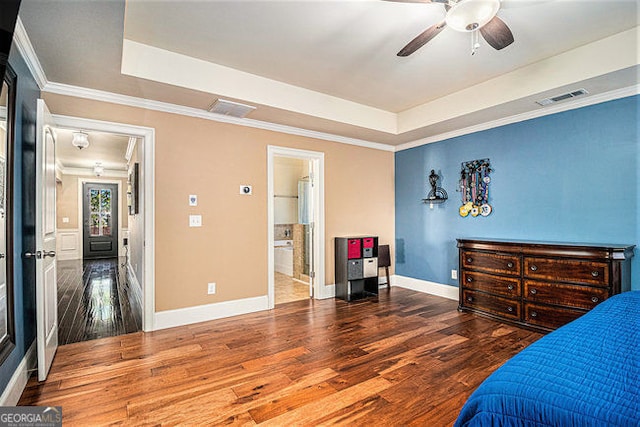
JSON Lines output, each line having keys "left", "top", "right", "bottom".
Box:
{"left": 57, "top": 258, "right": 142, "bottom": 345}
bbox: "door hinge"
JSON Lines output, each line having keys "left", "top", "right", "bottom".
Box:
{"left": 310, "top": 271, "right": 315, "bottom": 279}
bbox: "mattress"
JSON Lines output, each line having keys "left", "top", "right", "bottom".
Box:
{"left": 455, "top": 291, "right": 640, "bottom": 427}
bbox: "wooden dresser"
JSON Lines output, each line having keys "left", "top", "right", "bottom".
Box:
{"left": 457, "top": 238, "right": 635, "bottom": 332}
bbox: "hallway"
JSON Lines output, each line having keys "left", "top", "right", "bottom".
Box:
{"left": 57, "top": 258, "right": 142, "bottom": 345}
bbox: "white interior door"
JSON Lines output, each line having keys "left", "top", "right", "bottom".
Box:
{"left": 34, "top": 99, "right": 58, "bottom": 381}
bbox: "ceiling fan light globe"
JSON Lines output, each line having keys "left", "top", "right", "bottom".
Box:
{"left": 445, "top": 0, "right": 501, "bottom": 32}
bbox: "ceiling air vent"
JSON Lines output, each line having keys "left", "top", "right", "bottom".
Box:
{"left": 208, "top": 99, "right": 256, "bottom": 118}
{"left": 536, "top": 88, "right": 589, "bottom": 107}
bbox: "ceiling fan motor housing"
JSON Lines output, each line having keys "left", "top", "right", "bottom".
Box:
{"left": 446, "top": 0, "right": 501, "bottom": 32}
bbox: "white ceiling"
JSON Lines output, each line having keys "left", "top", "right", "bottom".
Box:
{"left": 55, "top": 128, "right": 130, "bottom": 172}
{"left": 17, "top": 0, "right": 640, "bottom": 147}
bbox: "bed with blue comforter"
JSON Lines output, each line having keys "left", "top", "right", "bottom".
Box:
{"left": 455, "top": 291, "right": 640, "bottom": 427}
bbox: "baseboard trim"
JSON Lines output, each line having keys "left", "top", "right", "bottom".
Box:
{"left": 392, "top": 275, "right": 458, "bottom": 300}
{"left": 126, "top": 260, "right": 142, "bottom": 295}
{"left": 153, "top": 296, "right": 270, "bottom": 330}
{"left": 315, "top": 284, "right": 335, "bottom": 300}
{"left": 0, "top": 341, "right": 36, "bottom": 406}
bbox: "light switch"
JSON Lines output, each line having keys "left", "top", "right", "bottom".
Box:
{"left": 189, "top": 195, "right": 198, "bottom": 206}
{"left": 189, "top": 215, "right": 202, "bottom": 227}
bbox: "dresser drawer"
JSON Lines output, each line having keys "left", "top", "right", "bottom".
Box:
{"left": 524, "top": 257, "right": 609, "bottom": 286}
{"left": 462, "top": 271, "right": 520, "bottom": 298}
{"left": 524, "top": 303, "right": 586, "bottom": 330}
{"left": 461, "top": 251, "right": 521, "bottom": 276}
{"left": 524, "top": 280, "right": 608, "bottom": 310}
{"left": 461, "top": 290, "right": 520, "bottom": 320}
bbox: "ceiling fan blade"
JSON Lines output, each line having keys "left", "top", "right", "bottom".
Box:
{"left": 480, "top": 16, "right": 514, "bottom": 50}
{"left": 397, "top": 21, "right": 446, "bottom": 57}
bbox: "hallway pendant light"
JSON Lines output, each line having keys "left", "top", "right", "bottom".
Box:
{"left": 72, "top": 131, "right": 90, "bottom": 150}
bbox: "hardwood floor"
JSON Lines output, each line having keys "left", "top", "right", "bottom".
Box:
{"left": 57, "top": 258, "right": 142, "bottom": 345}
{"left": 20, "top": 287, "right": 542, "bottom": 425}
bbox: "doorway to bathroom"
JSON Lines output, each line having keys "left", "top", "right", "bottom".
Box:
{"left": 267, "top": 146, "right": 325, "bottom": 308}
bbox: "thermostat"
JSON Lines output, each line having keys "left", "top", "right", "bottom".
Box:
{"left": 240, "top": 185, "right": 252, "bottom": 195}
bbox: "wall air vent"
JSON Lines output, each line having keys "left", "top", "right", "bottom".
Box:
{"left": 536, "top": 88, "right": 589, "bottom": 107}
{"left": 208, "top": 99, "right": 256, "bottom": 118}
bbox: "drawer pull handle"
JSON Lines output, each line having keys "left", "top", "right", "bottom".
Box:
{"left": 466, "top": 277, "right": 473, "bottom": 283}
{"left": 530, "top": 311, "right": 538, "bottom": 318}
{"left": 507, "top": 284, "right": 514, "bottom": 291}
{"left": 530, "top": 288, "right": 537, "bottom": 295}
{"left": 591, "top": 296, "right": 599, "bottom": 303}
{"left": 507, "top": 262, "right": 514, "bottom": 268}
{"left": 591, "top": 271, "right": 599, "bottom": 278}
{"left": 530, "top": 265, "right": 538, "bottom": 272}
{"left": 466, "top": 257, "right": 473, "bottom": 263}
{"left": 466, "top": 296, "right": 473, "bottom": 302}
{"left": 507, "top": 306, "right": 514, "bottom": 312}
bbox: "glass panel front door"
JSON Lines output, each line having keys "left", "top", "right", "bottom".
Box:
{"left": 89, "top": 188, "right": 112, "bottom": 237}
{"left": 83, "top": 183, "right": 118, "bottom": 259}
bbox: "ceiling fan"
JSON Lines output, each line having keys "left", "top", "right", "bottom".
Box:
{"left": 386, "top": 0, "right": 514, "bottom": 56}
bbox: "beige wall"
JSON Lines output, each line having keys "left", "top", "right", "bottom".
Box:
{"left": 56, "top": 173, "right": 129, "bottom": 230}
{"left": 44, "top": 93, "right": 395, "bottom": 312}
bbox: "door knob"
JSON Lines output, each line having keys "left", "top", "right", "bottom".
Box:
{"left": 24, "top": 251, "right": 42, "bottom": 259}
{"left": 42, "top": 250, "right": 56, "bottom": 258}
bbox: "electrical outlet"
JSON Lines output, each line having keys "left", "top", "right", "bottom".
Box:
{"left": 451, "top": 269, "right": 458, "bottom": 280}
{"left": 207, "top": 282, "right": 216, "bottom": 295}
{"left": 189, "top": 215, "right": 202, "bottom": 227}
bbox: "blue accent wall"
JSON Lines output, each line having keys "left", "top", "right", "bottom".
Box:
{"left": 0, "top": 44, "right": 39, "bottom": 393}
{"left": 395, "top": 95, "right": 639, "bottom": 290}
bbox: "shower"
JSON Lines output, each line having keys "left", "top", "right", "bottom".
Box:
{"left": 298, "top": 177, "right": 311, "bottom": 276}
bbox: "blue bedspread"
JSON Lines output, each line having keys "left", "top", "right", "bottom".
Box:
{"left": 455, "top": 291, "right": 640, "bottom": 427}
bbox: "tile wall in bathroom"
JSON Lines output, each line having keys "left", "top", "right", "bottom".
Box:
{"left": 274, "top": 224, "right": 293, "bottom": 240}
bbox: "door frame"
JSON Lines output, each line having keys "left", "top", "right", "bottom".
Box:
{"left": 78, "top": 179, "right": 123, "bottom": 260}
{"left": 267, "top": 146, "right": 325, "bottom": 308}
{"left": 52, "top": 114, "right": 156, "bottom": 332}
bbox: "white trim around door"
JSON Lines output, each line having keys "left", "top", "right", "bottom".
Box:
{"left": 52, "top": 114, "right": 156, "bottom": 332}
{"left": 267, "top": 146, "right": 325, "bottom": 308}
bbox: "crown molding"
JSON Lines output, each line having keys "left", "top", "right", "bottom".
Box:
{"left": 59, "top": 166, "right": 128, "bottom": 178}
{"left": 125, "top": 136, "right": 137, "bottom": 162}
{"left": 12, "top": 17, "right": 48, "bottom": 90}
{"left": 395, "top": 84, "right": 640, "bottom": 152}
{"left": 43, "top": 82, "right": 395, "bottom": 152}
